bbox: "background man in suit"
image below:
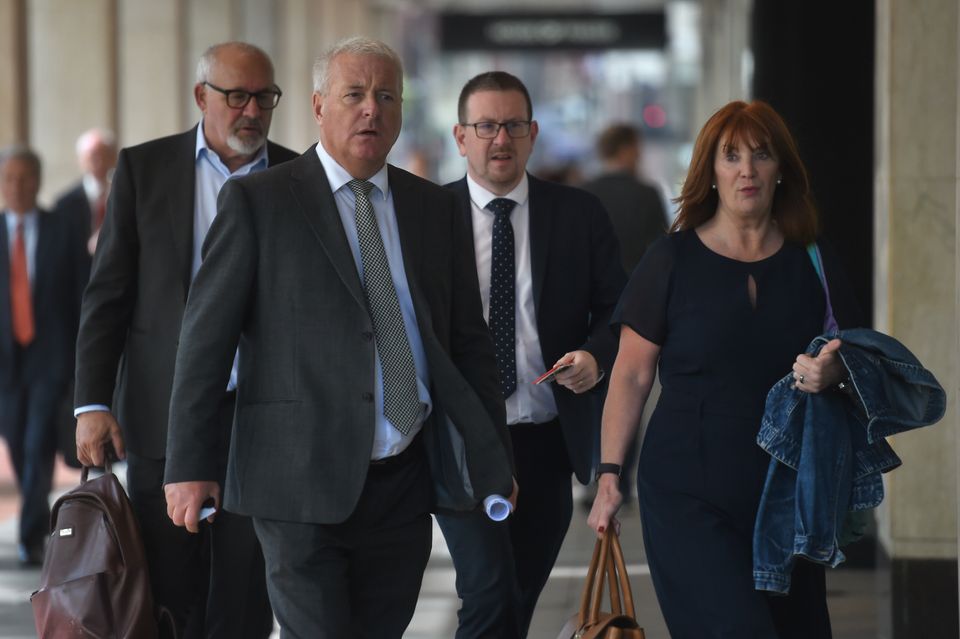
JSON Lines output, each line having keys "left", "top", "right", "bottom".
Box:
{"left": 438, "top": 71, "right": 627, "bottom": 638}
{"left": 54, "top": 128, "right": 117, "bottom": 263}
{"left": 73, "top": 42, "right": 296, "bottom": 638}
{"left": 162, "top": 37, "right": 514, "bottom": 638}
{"left": 582, "top": 123, "right": 668, "bottom": 503}
{"left": 582, "top": 123, "right": 667, "bottom": 274}
{"left": 0, "top": 147, "right": 81, "bottom": 565}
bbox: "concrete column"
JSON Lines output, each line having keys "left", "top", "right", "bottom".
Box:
{"left": 27, "top": 0, "right": 115, "bottom": 203}
{"left": 183, "top": 0, "right": 235, "bottom": 127}
{"left": 875, "top": 0, "right": 959, "bottom": 635}
{"left": 270, "top": 0, "right": 375, "bottom": 152}
{"left": 955, "top": 0, "right": 960, "bottom": 624}
{"left": 117, "top": 0, "right": 183, "bottom": 146}
{"left": 0, "top": 0, "right": 27, "bottom": 147}
{"left": 694, "top": 0, "right": 751, "bottom": 130}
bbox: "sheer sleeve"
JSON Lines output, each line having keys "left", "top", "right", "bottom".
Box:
{"left": 610, "top": 233, "right": 677, "bottom": 345}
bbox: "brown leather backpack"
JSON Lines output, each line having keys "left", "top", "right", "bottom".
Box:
{"left": 31, "top": 464, "right": 170, "bottom": 638}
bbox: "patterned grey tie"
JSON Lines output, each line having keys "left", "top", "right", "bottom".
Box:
{"left": 348, "top": 179, "right": 420, "bottom": 435}
{"left": 486, "top": 197, "right": 517, "bottom": 398}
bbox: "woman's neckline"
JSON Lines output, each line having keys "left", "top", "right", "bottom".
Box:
{"left": 691, "top": 227, "right": 786, "bottom": 264}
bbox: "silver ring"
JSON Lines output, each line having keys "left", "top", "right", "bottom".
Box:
{"left": 798, "top": 374, "right": 805, "bottom": 384}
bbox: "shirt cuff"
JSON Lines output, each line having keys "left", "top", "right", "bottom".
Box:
{"left": 74, "top": 404, "right": 111, "bottom": 417}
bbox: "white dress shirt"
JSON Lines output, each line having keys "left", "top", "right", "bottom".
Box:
{"left": 466, "top": 174, "right": 558, "bottom": 426}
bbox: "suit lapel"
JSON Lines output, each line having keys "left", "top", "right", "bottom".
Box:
{"left": 170, "top": 127, "right": 198, "bottom": 299}
{"left": 450, "top": 178, "right": 474, "bottom": 244}
{"left": 388, "top": 166, "right": 424, "bottom": 287}
{"left": 289, "top": 149, "right": 366, "bottom": 310}
{"left": 526, "top": 174, "right": 551, "bottom": 313}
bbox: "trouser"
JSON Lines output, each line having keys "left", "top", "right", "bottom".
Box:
{"left": 126, "top": 390, "right": 273, "bottom": 639}
{"left": 0, "top": 375, "right": 61, "bottom": 553}
{"left": 254, "top": 436, "right": 432, "bottom": 639}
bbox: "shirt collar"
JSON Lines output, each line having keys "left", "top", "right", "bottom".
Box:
{"left": 195, "top": 118, "right": 269, "bottom": 177}
{"left": 4, "top": 209, "right": 38, "bottom": 233}
{"left": 466, "top": 173, "right": 529, "bottom": 212}
{"left": 315, "top": 140, "right": 389, "bottom": 201}
{"left": 82, "top": 174, "right": 105, "bottom": 201}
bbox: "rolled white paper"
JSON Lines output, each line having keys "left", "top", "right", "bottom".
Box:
{"left": 484, "top": 494, "right": 513, "bottom": 521}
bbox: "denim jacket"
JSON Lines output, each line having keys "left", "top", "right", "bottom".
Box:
{"left": 752, "top": 328, "right": 946, "bottom": 594}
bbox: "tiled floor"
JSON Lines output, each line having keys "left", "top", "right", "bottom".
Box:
{"left": 0, "top": 448, "right": 879, "bottom": 638}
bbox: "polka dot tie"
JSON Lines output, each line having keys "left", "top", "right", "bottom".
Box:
{"left": 348, "top": 179, "right": 421, "bottom": 435}
{"left": 487, "top": 198, "right": 517, "bottom": 398}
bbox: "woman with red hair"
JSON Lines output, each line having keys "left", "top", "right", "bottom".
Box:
{"left": 588, "top": 101, "right": 861, "bottom": 637}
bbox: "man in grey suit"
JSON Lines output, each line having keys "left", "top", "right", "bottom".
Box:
{"left": 163, "top": 37, "right": 515, "bottom": 638}
{"left": 74, "top": 42, "right": 296, "bottom": 638}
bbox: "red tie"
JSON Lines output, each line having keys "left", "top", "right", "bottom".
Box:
{"left": 93, "top": 192, "right": 107, "bottom": 231}
{"left": 10, "top": 219, "right": 34, "bottom": 346}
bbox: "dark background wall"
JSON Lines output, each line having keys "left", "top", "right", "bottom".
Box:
{"left": 751, "top": 0, "right": 874, "bottom": 324}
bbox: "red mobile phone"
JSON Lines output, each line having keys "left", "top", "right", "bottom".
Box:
{"left": 533, "top": 363, "right": 572, "bottom": 385}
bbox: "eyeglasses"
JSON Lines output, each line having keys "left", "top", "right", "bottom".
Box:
{"left": 461, "top": 121, "right": 532, "bottom": 139}
{"left": 203, "top": 81, "right": 282, "bottom": 110}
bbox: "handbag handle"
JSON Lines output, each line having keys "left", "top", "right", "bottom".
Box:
{"left": 579, "top": 528, "right": 638, "bottom": 627}
{"left": 80, "top": 459, "right": 113, "bottom": 484}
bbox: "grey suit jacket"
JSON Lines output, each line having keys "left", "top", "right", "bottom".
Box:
{"left": 164, "top": 147, "right": 514, "bottom": 523}
{"left": 74, "top": 126, "right": 298, "bottom": 458}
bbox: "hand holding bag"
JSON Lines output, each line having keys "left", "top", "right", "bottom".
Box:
{"left": 557, "top": 528, "right": 646, "bottom": 639}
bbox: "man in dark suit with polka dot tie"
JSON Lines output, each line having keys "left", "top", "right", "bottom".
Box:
{"left": 439, "top": 71, "right": 627, "bottom": 638}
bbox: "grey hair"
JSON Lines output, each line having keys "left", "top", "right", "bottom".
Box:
{"left": 312, "top": 36, "right": 403, "bottom": 95}
{"left": 196, "top": 41, "right": 273, "bottom": 84}
{"left": 75, "top": 128, "right": 117, "bottom": 157}
{"left": 0, "top": 145, "right": 41, "bottom": 179}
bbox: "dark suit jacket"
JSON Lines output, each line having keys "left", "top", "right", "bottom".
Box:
{"left": 164, "top": 147, "right": 514, "bottom": 524}
{"left": 581, "top": 171, "right": 667, "bottom": 273}
{"left": 447, "top": 175, "right": 627, "bottom": 483}
{"left": 74, "top": 126, "right": 298, "bottom": 459}
{"left": 54, "top": 183, "right": 94, "bottom": 241}
{"left": 0, "top": 210, "right": 82, "bottom": 388}
{"left": 53, "top": 182, "right": 95, "bottom": 287}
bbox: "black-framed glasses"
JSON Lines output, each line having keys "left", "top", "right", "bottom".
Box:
{"left": 461, "top": 120, "right": 532, "bottom": 139}
{"left": 203, "top": 81, "right": 282, "bottom": 110}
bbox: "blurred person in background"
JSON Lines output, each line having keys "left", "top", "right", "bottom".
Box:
{"left": 0, "top": 146, "right": 82, "bottom": 566}
{"left": 582, "top": 123, "right": 669, "bottom": 504}
{"left": 54, "top": 128, "right": 117, "bottom": 265}
{"left": 588, "top": 101, "right": 862, "bottom": 638}
{"left": 582, "top": 123, "right": 667, "bottom": 274}
{"left": 72, "top": 42, "right": 296, "bottom": 638}
{"left": 53, "top": 129, "right": 118, "bottom": 469}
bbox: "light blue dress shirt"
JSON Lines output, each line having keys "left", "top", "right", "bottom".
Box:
{"left": 75, "top": 121, "right": 270, "bottom": 418}
{"left": 314, "top": 142, "right": 432, "bottom": 459}
{"left": 4, "top": 210, "right": 39, "bottom": 285}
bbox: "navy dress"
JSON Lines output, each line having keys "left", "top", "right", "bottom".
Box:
{"left": 613, "top": 229, "right": 856, "bottom": 639}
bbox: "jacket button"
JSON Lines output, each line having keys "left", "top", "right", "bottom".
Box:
{"left": 361, "top": 392, "right": 374, "bottom": 402}
{"left": 362, "top": 331, "right": 373, "bottom": 342}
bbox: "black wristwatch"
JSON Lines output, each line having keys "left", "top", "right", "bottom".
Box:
{"left": 595, "top": 463, "right": 622, "bottom": 482}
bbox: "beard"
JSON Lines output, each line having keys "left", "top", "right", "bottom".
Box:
{"left": 227, "top": 117, "right": 266, "bottom": 155}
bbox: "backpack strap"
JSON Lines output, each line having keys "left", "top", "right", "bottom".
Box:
{"left": 806, "top": 242, "right": 839, "bottom": 334}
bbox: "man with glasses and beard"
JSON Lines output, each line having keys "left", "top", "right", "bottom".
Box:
{"left": 73, "top": 41, "right": 297, "bottom": 639}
